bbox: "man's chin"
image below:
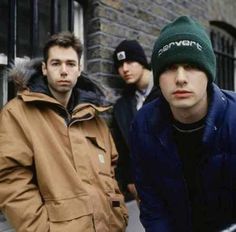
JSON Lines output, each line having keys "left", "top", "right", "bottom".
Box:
{"left": 125, "top": 79, "right": 135, "bottom": 84}
{"left": 56, "top": 87, "right": 73, "bottom": 93}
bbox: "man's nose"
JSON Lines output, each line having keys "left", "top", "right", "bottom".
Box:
{"left": 175, "top": 66, "right": 187, "bottom": 85}
{"left": 60, "top": 63, "right": 68, "bottom": 74}
{"left": 60, "top": 63, "right": 68, "bottom": 76}
{"left": 122, "top": 62, "right": 129, "bottom": 72}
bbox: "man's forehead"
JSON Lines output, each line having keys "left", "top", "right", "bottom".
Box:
{"left": 47, "top": 46, "right": 79, "bottom": 62}
{"left": 48, "top": 58, "right": 77, "bottom": 62}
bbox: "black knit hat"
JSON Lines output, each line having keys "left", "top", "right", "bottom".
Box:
{"left": 113, "top": 40, "right": 150, "bottom": 70}
{"left": 151, "top": 16, "right": 216, "bottom": 85}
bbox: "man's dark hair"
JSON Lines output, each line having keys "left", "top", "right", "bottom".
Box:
{"left": 43, "top": 31, "right": 83, "bottom": 62}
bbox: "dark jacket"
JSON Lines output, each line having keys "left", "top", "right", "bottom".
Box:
{"left": 112, "top": 84, "right": 160, "bottom": 200}
{"left": 130, "top": 84, "right": 236, "bottom": 232}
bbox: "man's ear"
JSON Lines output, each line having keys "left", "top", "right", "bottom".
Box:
{"left": 42, "top": 62, "right": 47, "bottom": 76}
{"left": 77, "top": 65, "right": 81, "bottom": 78}
{"left": 78, "top": 69, "right": 81, "bottom": 78}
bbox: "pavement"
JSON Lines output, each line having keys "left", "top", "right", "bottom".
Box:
{"left": 0, "top": 213, "right": 14, "bottom": 232}
{"left": 125, "top": 200, "right": 144, "bottom": 232}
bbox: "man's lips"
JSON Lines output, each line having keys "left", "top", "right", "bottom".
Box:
{"left": 57, "top": 80, "right": 70, "bottom": 84}
{"left": 173, "top": 90, "right": 192, "bottom": 98}
{"left": 124, "top": 75, "right": 132, "bottom": 79}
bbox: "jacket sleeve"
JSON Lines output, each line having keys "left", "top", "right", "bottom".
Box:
{"left": 111, "top": 117, "right": 133, "bottom": 187}
{"left": 129, "top": 119, "right": 173, "bottom": 232}
{"left": 0, "top": 106, "right": 50, "bottom": 232}
{"left": 109, "top": 127, "right": 129, "bottom": 225}
{"left": 96, "top": 116, "right": 128, "bottom": 225}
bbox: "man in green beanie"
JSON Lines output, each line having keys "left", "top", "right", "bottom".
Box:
{"left": 130, "top": 15, "right": 236, "bottom": 232}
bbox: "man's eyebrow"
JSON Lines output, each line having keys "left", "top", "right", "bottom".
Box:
{"left": 49, "top": 59, "right": 60, "bottom": 62}
{"left": 66, "top": 60, "right": 77, "bottom": 63}
{"left": 49, "top": 59, "right": 77, "bottom": 63}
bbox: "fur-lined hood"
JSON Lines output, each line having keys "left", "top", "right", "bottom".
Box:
{"left": 8, "top": 58, "right": 109, "bottom": 107}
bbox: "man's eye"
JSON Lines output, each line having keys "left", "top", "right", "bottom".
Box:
{"left": 184, "top": 64, "right": 193, "bottom": 69}
{"left": 164, "top": 64, "right": 177, "bottom": 72}
{"left": 51, "top": 62, "right": 60, "bottom": 66}
{"left": 183, "top": 64, "right": 198, "bottom": 70}
{"left": 68, "top": 63, "right": 76, "bottom": 67}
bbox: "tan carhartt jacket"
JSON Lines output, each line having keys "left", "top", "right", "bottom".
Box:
{"left": 0, "top": 60, "right": 128, "bottom": 232}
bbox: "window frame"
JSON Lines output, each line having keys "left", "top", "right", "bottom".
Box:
{"left": 0, "top": 0, "right": 85, "bottom": 107}
{"left": 210, "top": 22, "right": 236, "bottom": 91}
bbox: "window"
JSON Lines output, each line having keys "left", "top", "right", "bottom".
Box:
{"left": 0, "top": 0, "right": 8, "bottom": 60}
{"left": 210, "top": 22, "right": 236, "bottom": 90}
{"left": 0, "top": 0, "right": 8, "bottom": 108}
{"left": 0, "top": 65, "right": 8, "bottom": 108}
{"left": 74, "top": 1, "right": 85, "bottom": 69}
{"left": 0, "top": 0, "right": 84, "bottom": 108}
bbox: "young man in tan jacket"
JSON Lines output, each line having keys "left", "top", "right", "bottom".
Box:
{"left": 0, "top": 32, "right": 127, "bottom": 232}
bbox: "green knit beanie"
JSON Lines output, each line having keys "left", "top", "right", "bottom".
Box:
{"left": 151, "top": 16, "right": 216, "bottom": 85}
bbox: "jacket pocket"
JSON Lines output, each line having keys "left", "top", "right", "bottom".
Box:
{"left": 86, "top": 136, "right": 112, "bottom": 175}
{"left": 45, "top": 194, "right": 93, "bottom": 222}
{"left": 107, "top": 192, "right": 128, "bottom": 231}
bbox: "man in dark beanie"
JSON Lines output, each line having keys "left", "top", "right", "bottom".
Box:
{"left": 112, "top": 40, "right": 160, "bottom": 230}
{"left": 130, "top": 16, "right": 236, "bottom": 232}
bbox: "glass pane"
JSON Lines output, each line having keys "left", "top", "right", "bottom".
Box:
{"left": 0, "top": 0, "right": 8, "bottom": 56}
{"left": 0, "top": 65, "right": 7, "bottom": 108}
{"left": 17, "top": 0, "right": 31, "bottom": 58}
{"left": 59, "top": 0, "right": 69, "bottom": 32}
{"left": 17, "top": 0, "right": 51, "bottom": 58}
{"left": 74, "top": 1, "right": 84, "bottom": 69}
{"left": 211, "top": 25, "right": 236, "bottom": 91}
{"left": 38, "top": 0, "right": 68, "bottom": 56}
{"left": 38, "top": 1, "right": 51, "bottom": 56}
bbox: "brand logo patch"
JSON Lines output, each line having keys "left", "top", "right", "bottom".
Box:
{"left": 98, "top": 154, "right": 105, "bottom": 164}
{"left": 158, "top": 40, "right": 202, "bottom": 56}
{"left": 117, "top": 51, "right": 126, "bottom": 61}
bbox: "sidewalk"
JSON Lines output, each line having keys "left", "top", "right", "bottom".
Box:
{"left": 0, "top": 212, "right": 14, "bottom": 232}
{"left": 125, "top": 200, "right": 144, "bottom": 232}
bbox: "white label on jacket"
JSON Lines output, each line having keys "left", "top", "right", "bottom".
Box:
{"left": 98, "top": 154, "right": 105, "bottom": 164}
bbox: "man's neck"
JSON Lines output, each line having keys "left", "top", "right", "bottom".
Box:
{"left": 49, "top": 87, "right": 72, "bottom": 108}
{"left": 171, "top": 99, "right": 208, "bottom": 124}
{"left": 136, "top": 69, "right": 151, "bottom": 91}
{"left": 171, "top": 108, "right": 207, "bottom": 124}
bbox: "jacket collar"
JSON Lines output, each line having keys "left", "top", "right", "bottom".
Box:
{"left": 151, "top": 99, "right": 180, "bottom": 163}
{"left": 10, "top": 58, "right": 110, "bottom": 108}
{"left": 18, "top": 90, "right": 110, "bottom": 121}
{"left": 202, "top": 84, "right": 227, "bottom": 148}
{"left": 72, "top": 103, "right": 110, "bottom": 121}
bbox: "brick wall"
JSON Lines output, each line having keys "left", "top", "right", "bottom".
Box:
{"left": 84, "top": 0, "right": 236, "bottom": 104}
